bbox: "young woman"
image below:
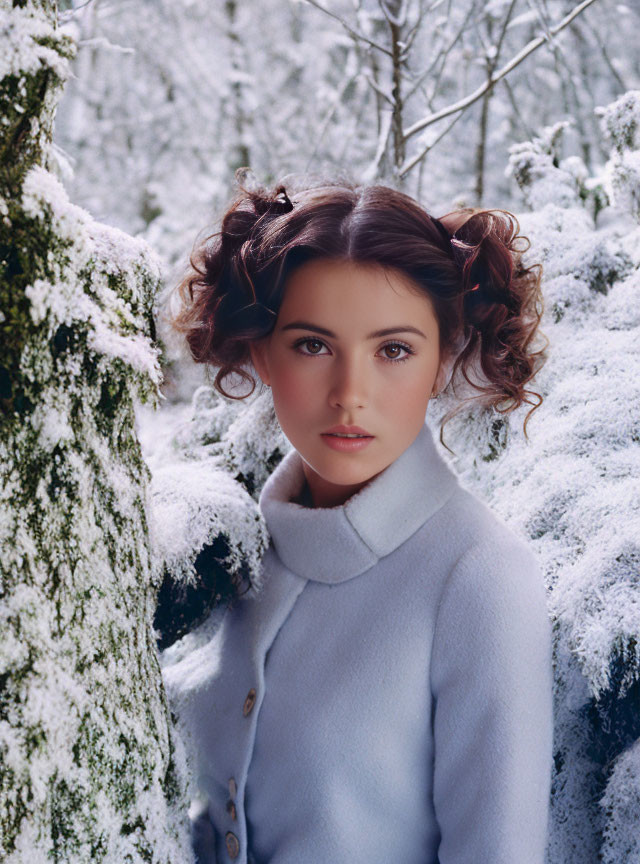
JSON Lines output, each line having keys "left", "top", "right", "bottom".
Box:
{"left": 169, "top": 175, "right": 554, "bottom": 864}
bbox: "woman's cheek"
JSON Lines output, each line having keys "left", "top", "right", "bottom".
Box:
{"left": 273, "top": 363, "right": 317, "bottom": 410}
{"left": 390, "top": 364, "right": 434, "bottom": 400}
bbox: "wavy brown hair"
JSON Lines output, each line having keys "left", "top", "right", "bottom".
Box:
{"left": 169, "top": 171, "right": 547, "bottom": 444}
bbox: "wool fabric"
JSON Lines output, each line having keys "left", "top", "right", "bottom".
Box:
{"left": 174, "top": 420, "right": 554, "bottom": 864}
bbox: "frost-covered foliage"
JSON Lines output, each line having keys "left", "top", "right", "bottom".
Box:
{"left": 0, "top": 3, "right": 193, "bottom": 862}
{"left": 144, "top": 381, "right": 289, "bottom": 832}
{"left": 506, "top": 120, "right": 610, "bottom": 220}
{"left": 144, "top": 383, "right": 288, "bottom": 652}
{"left": 598, "top": 89, "right": 640, "bottom": 222}
{"left": 429, "top": 92, "right": 640, "bottom": 863}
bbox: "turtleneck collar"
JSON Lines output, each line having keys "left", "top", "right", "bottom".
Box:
{"left": 257, "top": 422, "right": 460, "bottom": 584}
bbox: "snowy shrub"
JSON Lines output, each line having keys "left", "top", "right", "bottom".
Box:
{"left": 507, "top": 119, "right": 611, "bottom": 222}
{"left": 597, "top": 90, "right": 640, "bottom": 222}
{"left": 430, "top": 91, "right": 640, "bottom": 864}
{"left": 146, "top": 384, "right": 289, "bottom": 651}
{"left": 506, "top": 121, "right": 584, "bottom": 212}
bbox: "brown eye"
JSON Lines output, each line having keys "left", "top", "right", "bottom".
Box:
{"left": 294, "top": 337, "right": 328, "bottom": 356}
{"left": 378, "top": 341, "right": 414, "bottom": 363}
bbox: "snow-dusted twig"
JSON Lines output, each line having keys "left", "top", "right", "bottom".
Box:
{"left": 302, "top": 0, "right": 393, "bottom": 57}
{"left": 78, "top": 36, "right": 135, "bottom": 54}
{"left": 402, "top": 0, "right": 599, "bottom": 145}
{"left": 404, "top": 1, "right": 477, "bottom": 104}
{"left": 305, "top": 54, "right": 361, "bottom": 172}
{"left": 361, "top": 70, "right": 396, "bottom": 106}
{"left": 378, "top": 0, "right": 409, "bottom": 29}
{"left": 361, "top": 107, "right": 394, "bottom": 181}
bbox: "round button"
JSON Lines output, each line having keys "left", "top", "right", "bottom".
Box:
{"left": 242, "top": 687, "right": 257, "bottom": 716}
{"left": 226, "top": 799, "right": 237, "bottom": 820}
{"left": 225, "top": 831, "right": 240, "bottom": 859}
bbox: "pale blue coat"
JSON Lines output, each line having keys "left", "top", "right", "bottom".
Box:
{"left": 169, "top": 421, "right": 554, "bottom": 864}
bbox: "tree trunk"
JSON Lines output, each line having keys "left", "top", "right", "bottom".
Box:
{"left": 0, "top": 2, "right": 193, "bottom": 861}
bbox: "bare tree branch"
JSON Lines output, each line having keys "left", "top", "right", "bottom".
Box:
{"left": 398, "top": 107, "right": 466, "bottom": 177}
{"left": 302, "top": 0, "right": 394, "bottom": 57}
{"left": 494, "top": 0, "right": 519, "bottom": 61}
{"left": 501, "top": 74, "right": 535, "bottom": 140}
{"left": 403, "top": 0, "right": 600, "bottom": 141}
{"left": 401, "top": 0, "right": 426, "bottom": 56}
{"left": 361, "top": 70, "right": 396, "bottom": 106}
{"left": 305, "top": 58, "right": 361, "bottom": 172}
{"left": 474, "top": 0, "right": 519, "bottom": 202}
{"left": 378, "top": 0, "right": 409, "bottom": 29}
{"left": 581, "top": 17, "right": 627, "bottom": 92}
{"left": 405, "top": 1, "right": 477, "bottom": 103}
{"left": 362, "top": 108, "right": 394, "bottom": 180}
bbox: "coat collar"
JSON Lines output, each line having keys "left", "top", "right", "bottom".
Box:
{"left": 258, "top": 422, "right": 459, "bottom": 584}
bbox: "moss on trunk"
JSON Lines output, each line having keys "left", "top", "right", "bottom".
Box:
{"left": 0, "top": 3, "right": 194, "bottom": 861}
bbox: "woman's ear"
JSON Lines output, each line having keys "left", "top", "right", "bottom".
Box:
{"left": 248, "top": 337, "right": 271, "bottom": 387}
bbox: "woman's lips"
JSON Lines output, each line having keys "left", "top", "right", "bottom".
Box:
{"left": 320, "top": 433, "right": 374, "bottom": 452}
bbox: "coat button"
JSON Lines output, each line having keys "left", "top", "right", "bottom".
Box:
{"left": 225, "top": 831, "right": 240, "bottom": 859}
{"left": 242, "top": 687, "right": 257, "bottom": 716}
{"left": 226, "top": 799, "right": 237, "bottom": 820}
{"left": 228, "top": 777, "right": 237, "bottom": 798}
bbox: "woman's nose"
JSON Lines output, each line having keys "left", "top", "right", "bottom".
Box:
{"left": 328, "top": 355, "right": 369, "bottom": 410}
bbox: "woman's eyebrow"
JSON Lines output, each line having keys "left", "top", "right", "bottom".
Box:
{"left": 279, "top": 320, "right": 427, "bottom": 340}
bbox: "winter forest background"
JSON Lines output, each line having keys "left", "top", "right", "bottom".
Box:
{"left": 1, "top": 0, "right": 640, "bottom": 861}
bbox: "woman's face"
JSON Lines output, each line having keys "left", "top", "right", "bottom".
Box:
{"left": 249, "top": 258, "right": 444, "bottom": 508}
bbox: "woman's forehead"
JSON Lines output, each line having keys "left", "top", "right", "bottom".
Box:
{"left": 282, "top": 258, "right": 430, "bottom": 305}
{"left": 275, "top": 259, "right": 438, "bottom": 336}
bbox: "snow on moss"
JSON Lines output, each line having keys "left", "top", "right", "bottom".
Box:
{"left": 143, "top": 384, "right": 288, "bottom": 616}
{"left": 1, "top": 2, "right": 194, "bottom": 862}
{"left": 0, "top": 4, "right": 71, "bottom": 82}
{"left": 20, "top": 166, "right": 163, "bottom": 386}
{"left": 150, "top": 460, "right": 269, "bottom": 588}
{"left": 0, "top": 2, "right": 74, "bottom": 179}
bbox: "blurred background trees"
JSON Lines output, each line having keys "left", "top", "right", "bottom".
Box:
{"left": 53, "top": 0, "right": 637, "bottom": 263}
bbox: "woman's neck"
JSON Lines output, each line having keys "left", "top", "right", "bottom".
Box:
{"left": 292, "top": 479, "right": 316, "bottom": 508}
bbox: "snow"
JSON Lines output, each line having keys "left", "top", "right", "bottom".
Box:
{"left": 0, "top": 5, "right": 73, "bottom": 83}
{"left": 20, "top": 165, "right": 163, "bottom": 390}
{"left": 1, "top": 5, "right": 192, "bottom": 858}
{"left": 142, "top": 384, "right": 288, "bottom": 602}
{"left": 423, "top": 100, "right": 640, "bottom": 861}
{"left": 4, "top": 0, "right": 640, "bottom": 853}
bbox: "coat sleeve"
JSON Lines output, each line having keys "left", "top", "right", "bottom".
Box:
{"left": 189, "top": 796, "right": 218, "bottom": 864}
{"left": 429, "top": 537, "right": 554, "bottom": 864}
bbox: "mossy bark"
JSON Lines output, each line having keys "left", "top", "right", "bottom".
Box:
{"left": 0, "top": 2, "right": 193, "bottom": 861}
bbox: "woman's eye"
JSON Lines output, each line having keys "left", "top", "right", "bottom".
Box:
{"left": 379, "top": 342, "right": 414, "bottom": 363}
{"left": 381, "top": 343, "right": 407, "bottom": 361}
{"left": 295, "top": 338, "right": 328, "bottom": 356}
{"left": 293, "top": 338, "right": 414, "bottom": 363}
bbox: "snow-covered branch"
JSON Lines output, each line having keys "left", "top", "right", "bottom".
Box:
{"left": 402, "top": 0, "right": 600, "bottom": 144}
